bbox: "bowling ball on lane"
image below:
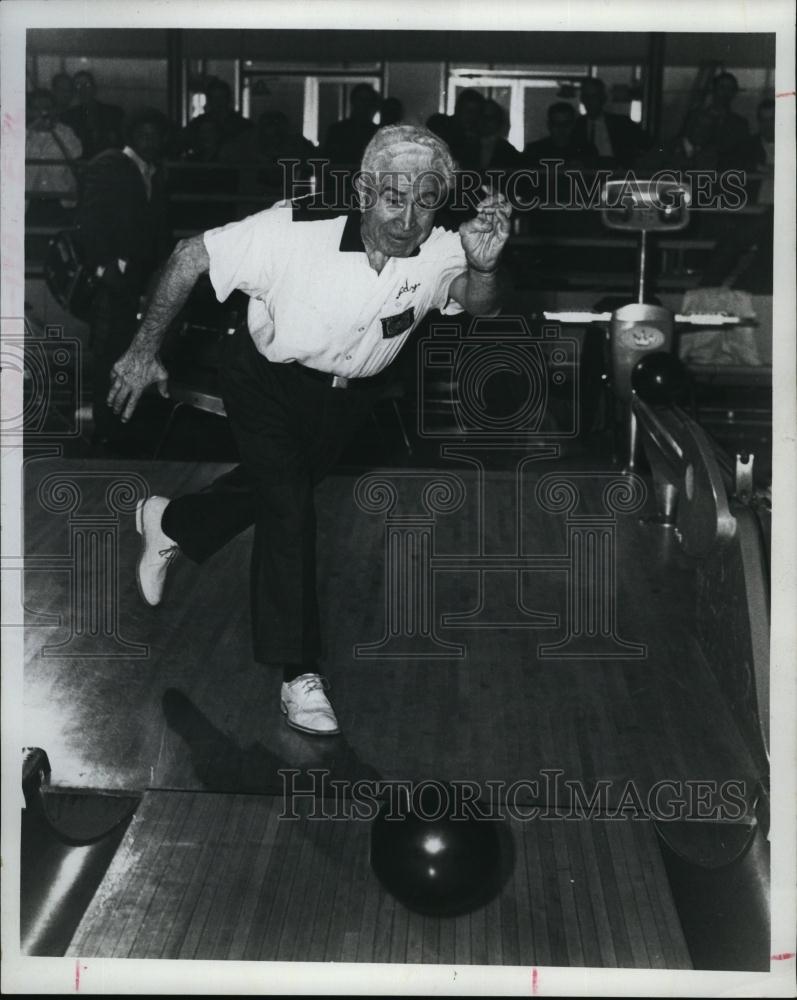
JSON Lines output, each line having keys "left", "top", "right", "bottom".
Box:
{"left": 369, "top": 781, "right": 504, "bottom": 917}
{"left": 631, "top": 351, "right": 690, "bottom": 406}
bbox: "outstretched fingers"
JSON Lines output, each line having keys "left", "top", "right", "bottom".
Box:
{"left": 106, "top": 373, "right": 126, "bottom": 411}
{"left": 121, "top": 385, "right": 142, "bottom": 423}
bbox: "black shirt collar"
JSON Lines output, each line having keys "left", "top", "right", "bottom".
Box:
{"left": 339, "top": 210, "right": 366, "bottom": 252}
{"left": 339, "top": 210, "right": 421, "bottom": 257}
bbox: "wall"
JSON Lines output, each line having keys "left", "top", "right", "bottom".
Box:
{"left": 28, "top": 27, "right": 776, "bottom": 68}
{"left": 384, "top": 62, "right": 444, "bottom": 126}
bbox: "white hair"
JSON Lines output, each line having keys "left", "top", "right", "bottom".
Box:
{"left": 360, "top": 124, "right": 456, "bottom": 189}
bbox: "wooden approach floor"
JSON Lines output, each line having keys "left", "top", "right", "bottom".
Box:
{"left": 66, "top": 789, "right": 692, "bottom": 968}
{"left": 22, "top": 456, "right": 763, "bottom": 812}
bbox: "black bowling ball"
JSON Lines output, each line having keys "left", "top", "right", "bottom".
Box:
{"left": 631, "top": 351, "right": 690, "bottom": 405}
{"left": 370, "top": 782, "right": 504, "bottom": 917}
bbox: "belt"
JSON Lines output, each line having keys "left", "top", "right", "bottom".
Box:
{"left": 290, "top": 362, "right": 385, "bottom": 390}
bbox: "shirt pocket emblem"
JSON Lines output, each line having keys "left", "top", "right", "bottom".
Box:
{"left": 380, "top": 306, "right": 415, "bottom": 339}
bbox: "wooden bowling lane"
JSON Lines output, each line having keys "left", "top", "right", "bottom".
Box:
{"left": 65, "top": 789, "right": 692, "bottom": 967}
{"left": 22, "top": 456, "right": 763, "bottom": 809}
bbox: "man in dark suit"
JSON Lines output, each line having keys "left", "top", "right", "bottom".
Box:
{"left": 322, "top": 83, "right": 380, "bottom": 168}
{"left": 321, "top": 83, "right": 380, "bottom": 208}
{"left": 571, "top": 76, "right": 650, "bottom": 170}
{"left": 181, "top": 77, "right": 253, "bottom": 158}
{"left": 707, "top": 72, "right": 750, "bottom": 171}
{"left": 477, "top": 99, "right": 522, "bottom": 175}
{"left": 524, "top": 102, "right": 589, "bottom": 167}
{"left": 77, "top": 108, "right": 172, "bottom": 448}
{"left": 59, "top": 70, "right": 125, "bottom": 159}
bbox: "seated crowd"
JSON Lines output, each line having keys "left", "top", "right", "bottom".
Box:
{"left": 26, "top": 70, "right": 775, "bottom": 222}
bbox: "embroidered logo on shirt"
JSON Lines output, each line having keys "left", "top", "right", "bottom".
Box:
{"left": 396, "top": 279, "right": 421, "bottom": 299}
{"left": 381, "top": 306, "right": 415, "bottom": 339}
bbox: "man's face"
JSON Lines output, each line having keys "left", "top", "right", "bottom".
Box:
{"left": 31, "top": 95, "right": 56, "bottom": 130}
{"left": 131, "top": 123, "right": 163, "bottom": 165}
{"left": 548, "top": 111, "right": 575, "bottom": 146}
{"left": 758, "top": 105, "right": 775, "bottom": 142}
{"left": 359, "top": 158, "right": 442, "bottom": 258}
{"left": 351, "top": 90, "right": 378, "bottom": 123}
{"left": 74, "top": 74, "right": 96, "bottom": 104}
{"left": 456, "top": 97, "right": 483, "bottom": 136}
{"left": 712, "top": 78, "right": 737, "bottom": 109}
{"left": 206, "top": 87, "right": 230, "bottom": 116}
{"left": 480, "top": 104, "right": 504, "bottom": 139}
{"left": 580, "top": 81, "right": 605, "bottom": 118}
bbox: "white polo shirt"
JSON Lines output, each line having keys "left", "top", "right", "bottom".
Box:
{"left": 203, "top": 201, "right": 468, "bottom": 378}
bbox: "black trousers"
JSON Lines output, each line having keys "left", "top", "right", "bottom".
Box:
{"left": 161, "top": 328, "right": 381, "bottom": 666}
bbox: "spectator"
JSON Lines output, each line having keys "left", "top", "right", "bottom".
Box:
{"left": 77, "top": 108, "right": 172, "bottom": 449}
{"left": 60, "top": 70, "right": 125, "bottom": 159}
{"left": 168, "top": 117, "right": 237, "bottom": 232}
{"left": 185, "top": 117, "right": 225, "bottom": 164}
{"left": 697, "top": 94, "right": 777, "bottom": 297}
{"left": 426, "top": 111, "right": 460, "bottom": 150}
{"left": 571, "top": 76, "right": 650, "bottom": 169}
{"left": 640, "top": 107, "right": 720, "bottom": 173}
{"left": 451, "top": 88, "right": 485, "bottom": 170}
{"left": 742, "top": 97, "right": 775, "bottom": 205}
{"left": 221, "top": 110, "right": 316, "bottom": 195}
{"left": 426, "top": 90, "right": 486, "bottom": 170}
{"left": 477, "top": 99, "right": 522, "bottom": 186}
{"left": 521, "top": 102, "right": 595, "bottom": 235}
{"left": 524, "top": 102, "right": 589, "bottom": 167}
{"left": 698, "top": 92, "right": 774, "bottom": 294}
{"left": 182, "top": 77, "right": 253, "bottom": 157}
{"left": 379, "top": 96, "right": 404, "bottom": 127}
{"left": 707, "top": 71, "right": 750, "bottom": 171}
{"left": 322, "top": 83, "right": 380, "bottom": 168}
{"left": 25, "top": 88, "right": 82, "bottom": 222}
{"left": 51, "top": 72, "right": 75, "bottom": 116}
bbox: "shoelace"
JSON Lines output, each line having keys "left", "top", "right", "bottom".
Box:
{"left": 297, "top": 674, "right": 330, "bottom": 694}
{"left": 158, "top": 545, "right": 179, "bottom": 564}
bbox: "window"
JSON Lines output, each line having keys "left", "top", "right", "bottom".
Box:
{"left": 447, "top": 66, "right": 588, "bottom": 150}
{"left": 241, "top": 70, "right": 382, "bottom": 146}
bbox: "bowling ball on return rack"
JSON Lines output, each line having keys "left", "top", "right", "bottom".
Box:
{"left": 631, "top": 351, "right": 690, "bottom": 406}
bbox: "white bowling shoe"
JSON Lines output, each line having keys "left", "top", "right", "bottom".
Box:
{"left": 280, "top": 674, "right": 341, "bottom": 736}
{"left": 135, "top": 496, "right": 178, "bottom": 607}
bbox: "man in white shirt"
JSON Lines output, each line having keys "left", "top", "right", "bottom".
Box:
{"left": 25, "top": 88, "right": 82, "bottom": 217}
{"left": 108, "top": 125, "right": 512, "bottom": 737}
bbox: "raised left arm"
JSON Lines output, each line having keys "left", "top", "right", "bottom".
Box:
{"left": 448, "top": 188, "right": 513, "bottom": 316}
